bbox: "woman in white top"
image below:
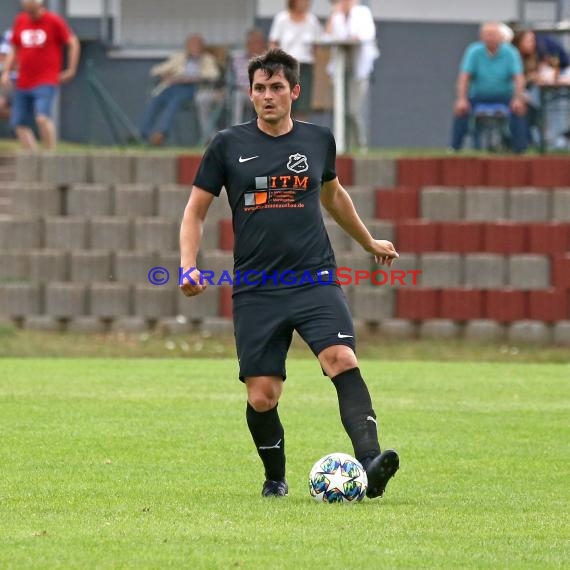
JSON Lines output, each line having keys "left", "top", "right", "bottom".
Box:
{"left": 269, "top": 0, "right": 322, "bottom": 118}
{"left": 326, "top": 0, "right": 379, "bottom": 149}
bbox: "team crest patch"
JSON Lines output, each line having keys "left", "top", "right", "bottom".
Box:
{"left": 287, "top": 153, "right": 309, "bottom": 174}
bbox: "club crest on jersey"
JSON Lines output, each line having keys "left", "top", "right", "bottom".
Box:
{"left": 287, "top": 153, "right": 309, "bottom": 174}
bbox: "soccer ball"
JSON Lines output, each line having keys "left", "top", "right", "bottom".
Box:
{"left": 309, "top": 452, "right": 368, "bottom": 503}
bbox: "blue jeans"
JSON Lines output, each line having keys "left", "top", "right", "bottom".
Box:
{"left": 140, "top": 84, "right": 196, "bottom": 139}
{"left": 451, "top": 97, "right": 528, "bottom": 153}
{"left": 11, "top": 84, "right": 57, "bottom": 129}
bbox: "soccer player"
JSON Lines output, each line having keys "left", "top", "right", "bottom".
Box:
{"left": 179, "top": 49, "right": 400, "bottom": 498}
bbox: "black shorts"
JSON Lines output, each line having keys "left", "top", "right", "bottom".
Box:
{"left": 233, "top": 284, "right": 355, "bottom": 381}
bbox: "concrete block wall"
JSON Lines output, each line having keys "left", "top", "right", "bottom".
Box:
{"left": 1, "top": 152, "right": 569, "bottom": 343}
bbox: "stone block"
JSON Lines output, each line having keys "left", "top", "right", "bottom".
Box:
{"left": 67, "top": 184, "right": 112, "bottom": 216}
{"left": 419, "top": 253, "right": 463, "bottom": 287}
{"left": 111, "top": 316, "right": 150, "bottom": 333}
{"left": 114, "top": 184, "right": 156, "bottom": 217}
{"left": 70, "top": 250, "right": 112, "bottom": 283}
{"left": 22, "top": 315, "right": 63, "bottom": 332}
{"left": 156, "top": 316, "right": 193, "bottom": 335}
{"left": 464, "top": 319, "right": 505, "bottom": 342}
{"left": 40, "top": 154, "right": 89, "bottom": 185}
{"left": 421, "top": 187, "right": 464, "bottom": 220}
{"left": 345, "top": 186, "right": 376, "bottom": 217}
{"left": 553, "top": 321, "right": 570, "bottom": 345}
{"left": 45, "top": 283, "right": 88, "bottom": 317}
{"left": 378, "top": 318, "right": 417, "bottom": 339}
{"left": 508, "top": 188, "right": 550, "bottom": 221}
{"left": 464, "top": 188, "right": 507, "bottom": 221}
{"left": 44, "top": 217, "right": 88, "bottom": 249}
{"left": 176, "top": 288, "right": 219, "bottom": 320}
{"left": 133, "top": 218, "right": 177, "bottom": 252}
{"left": 29, "top": 250, "right": 68, "bottom": 282}
{"left": 0, "top": 252, "right": 31, "bottom": 281}
{"left": 324, "top": 219, "right": 351, "bottom": 253}
{"left": 157, "top": 184, "right": 191, "bottom": 221}
{"left": 508, "top": 320, "right": 552, "bottom": 344}
{"left": 89, "top": 217, "right": 132, "bottom": 250}
{"left": 11, "top": 184, "right": 62, "bottom": 216}
{"left": 201, "top": 317, "right": 234, "bottom": 335}
{"left": 114, "top": 251, "right": 157, "bottom": 283}
{"left": 552, "top": 188, "right": 570, "bottom": 221}
{"left": 464, "top": 254, "right": 507, "bottom": 289}
{"left": 419, "top": 319, "right": 461, "bottom": 339}
{"left": 0, "top": 283, "right": 42, "bottom": 316}
{"left": 90, "top": 283, "right": 132, "bottom": 317}
{"left": 67, "top": 316, "right": 107, "bottom": 334}
{"left": 353, "top": 157, "right": 396, "bottom": 187}
{"left": 508, "top": 254, "right": 550, "bottom": 290}
{"left": 0, "top": 217, "right": 43, "bottom": 250}
{"left": 15, "top": 153, "right": 41, "bottom": 183}
{"left": 90, "top": 153, "right": 134, "bottom": 184}
{"left": 133, "top": 285, "right": 175, "bottom": 318}
{"left": 350, "top": 288, "right": 395, "bottom": 322}
{"left": 134, "top": 155, "right": 177, "bottom": 184}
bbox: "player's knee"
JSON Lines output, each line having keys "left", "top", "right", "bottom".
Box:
{"left": 321, "top": 347, "right": 358, "bottom": 377}
{"left": 35, "top": 115, "right": 51, "bottom": 126}
{"left": 248, "top": 392, "right": 279, "bottom": 412}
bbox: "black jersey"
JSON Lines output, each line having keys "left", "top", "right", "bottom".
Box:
{"left": 194, "top": 119, "right": 338, "bottom": 294}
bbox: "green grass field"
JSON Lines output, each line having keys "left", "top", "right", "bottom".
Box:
{"left": 1, "top": 358, "right": 568, "bottom": 569}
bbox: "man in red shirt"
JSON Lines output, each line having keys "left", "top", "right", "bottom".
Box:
{"left": 0, "top": 0, "right": 80, "bottom": 150}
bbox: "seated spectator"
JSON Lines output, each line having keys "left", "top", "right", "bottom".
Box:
{"left": 451, "top": 22, "right": 528, "bottom": 153}
{"left": 140, "top": 34, "right": 220, "bottom": 146}
{"left": 229, "top": 29, "right": 267, "bottom": 125}
{"left": 0, "top": 30, "right": 14, "bottom": 121}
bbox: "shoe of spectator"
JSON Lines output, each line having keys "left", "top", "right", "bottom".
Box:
{"left": 149, "top": 132, "right": 165, "bottom": 146}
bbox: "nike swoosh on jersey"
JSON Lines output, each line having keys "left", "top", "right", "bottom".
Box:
{"left": 239, "top": 155, "right": 260, "bottom": 163}
{"left": 337, "top": 333, "right": 354, "bottom": 339}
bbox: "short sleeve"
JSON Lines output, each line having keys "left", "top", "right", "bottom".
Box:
{"left": 511, "top": 47, "right": 524, "bottom": 75}
{"left": 53, "top": 14, "right": 73, "bottom": 43}
{"left": 461, "top": 44, "right": 477, "bottom": 74}
{"left": 268, "top": 12, "right": 284, "bottom": 43}
{"left": 11, "top": 19, "right": 21, "bottom": 47}
{"left": 322, "top": 130, "right": 337, "bottom": 183}
{"left": 193, "top": 133, "right": 227, "bottom": 197}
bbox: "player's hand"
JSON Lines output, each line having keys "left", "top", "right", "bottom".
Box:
{"left": 454, "top": 98, "right": 470, "bottom": 116}
{"left": 59, "top": 69, "right": 76, "bottom": 84}
{"left": 179, "top": 267, "right": 208, "bottom": 297}
{"left": 1, "top": 71, "right": 11, "bottom": 90}
{"left": 366, "top": 239, "right": 399, "bottom": 267}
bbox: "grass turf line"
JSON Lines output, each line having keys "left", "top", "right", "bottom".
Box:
{"left": 0, "top": 359, "right": 568, "bottom": 569}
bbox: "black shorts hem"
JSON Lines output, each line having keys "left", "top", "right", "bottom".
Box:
{"left": 238, "top": 371, "right": 287, "bottom": 383}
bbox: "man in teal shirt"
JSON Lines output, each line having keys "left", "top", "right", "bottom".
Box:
{"left": 451, "top": 22, "right": 528, "bottom": 152}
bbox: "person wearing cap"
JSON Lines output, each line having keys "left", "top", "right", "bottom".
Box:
{"left": 1, "top": 0, "right": 80, "bottom": 150}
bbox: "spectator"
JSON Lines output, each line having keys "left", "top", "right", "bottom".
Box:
{"left": 229, "top": 29, "right": 267, "bottom": 125}
{"left": 513, "top": 30, "right": 570, "bottom": 84}
{"left": 326, "top": 0, "right": 379, "bottom": 150}
{"left": 0, "top": 0, "right": 80, "bottom": 151}
{"left": 450, "top": 21, "right": 528, "bottom": 153}
{"left": 0, "top": 30, "right": 14, "bottom": 122}
{"left": 269, "top": 0, "right": 322, "bottom": 120}
{"left": 140, "top": 34, "right": 220, "bottom": 146}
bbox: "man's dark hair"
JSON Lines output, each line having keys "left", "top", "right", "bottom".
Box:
{"left": 248, "top": 48, "right": 300, "bottom": 89}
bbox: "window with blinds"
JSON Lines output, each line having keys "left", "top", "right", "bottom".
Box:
{"left": 116, "top": 0, "right": 255, "bottom": 48}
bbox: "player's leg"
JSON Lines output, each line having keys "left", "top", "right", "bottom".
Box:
{"left": 11, "top": 88, "right": 38, "bottom": 151}
{"left": 294, "top": 284, "right": 399, "bottom": 498}
{"left": 33, "top": 85, "right": 58, "bottom": 150}
{"left": 140, "top": 91, "right": 167, "bottom": 141}
{"left": 233, "top": 291, "right": 293, "bottom": 497}
{"left": 245, "top": 375, "right": 287, "bottom": 497}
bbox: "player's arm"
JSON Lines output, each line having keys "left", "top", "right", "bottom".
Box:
{"left": 0, "top": 48, "right": 16, "bottom": 89}
{"left": 60, "top": 35, "right": 81, "bottom": 84}
{"left": 179, "top": 186, "right": 215, "bottom": 296}
{"left": 321, "top": 178, "right": 398, "bottom": 266}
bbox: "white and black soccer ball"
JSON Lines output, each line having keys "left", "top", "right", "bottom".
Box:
{"left": 309, "top": 452, "right": 368, "bottom": 503}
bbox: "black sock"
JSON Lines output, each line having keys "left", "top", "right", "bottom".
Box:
{"left": 246, "top": 402, "right": 285, "bottom": 481}
{"left": 331, "top": 367, "right": 381, "bottom": 464}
